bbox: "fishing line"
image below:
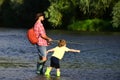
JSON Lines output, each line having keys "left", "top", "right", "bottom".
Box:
{"left": 52, "top": 40, "right": 84, "bottom": 45}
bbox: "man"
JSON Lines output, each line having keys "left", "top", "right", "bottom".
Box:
{"left": 33, "top": 13, "right": 52, "bottom": 74}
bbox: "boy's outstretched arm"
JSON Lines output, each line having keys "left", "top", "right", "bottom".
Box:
{"left": 46, "top": 49, "right": 54, "bottom": 54}
{"left": 69, "top": 49, "right": 80, "bottom": 53}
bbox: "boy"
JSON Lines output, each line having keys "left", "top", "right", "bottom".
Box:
{"left": 45, "top": 39, "right": 80, "bottom": 76}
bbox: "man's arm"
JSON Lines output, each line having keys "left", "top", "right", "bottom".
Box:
{"left": 41, "top": 34, "right": 52, "bottom": 42}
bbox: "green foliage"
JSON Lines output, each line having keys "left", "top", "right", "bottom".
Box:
{"left": 0, "top": 0, "right": 50, "bottom": 28}
{"left": 112, "top": 1, "right": 120, "bottom": 29}
{"left": 0, "top": 0, "right": 23, "bottom": 9}
{"left": 79, "top": 0, "right": 115, "bottom": 18}
{"left": 79, "top": 0, "right": 90, "bottom": 14}
{"left": 0, "top": 0, "right": 4, "bottom": 6}
{"left": 0, "top": 0, "right": 119, "bottom": 31}
{"left": 44, "top": 0, "right": 71, "bottom": 27}
{"left": 68, "top": 19, "right": 112, "bottom": 31}
{"left": 44, "top": 0, "right": 79, "bottom": 27}
{"left": 0, "top": 0, "right": 23, "bottom": 27}
{"left": 11, "top": 0, "right": 23, "bottom": 4}
{"left": 44, "top": 3, "right": 63, "bottom": 27}
{"left": 45, "top": 0, "right": 116, "bottom": 28}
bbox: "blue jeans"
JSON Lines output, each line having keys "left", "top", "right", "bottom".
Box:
{"left": 36, "top": 45, "right": 47, "bottom": 74}
{"left": 36, "top": 45, "right": 47, "bottom": 57}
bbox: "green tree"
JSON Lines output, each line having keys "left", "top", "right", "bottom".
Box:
{"left": 45, "top": 0, "right": 116, "bottom": 28}
{"left": 0, "top": 0, "right": 23, "bottom": 27}
{"left": 0, "top": 0, "right": 50, "bottom": 28}
{"left": 0, "top": 0, "right": 4, "bottom": 6}
{"left": 79, "top": 0, "right": 115, "bottom": 18}
{"left": 44, "top": 3, "right": 62, "bottom": 27}
{"left": 44, "top": 0, "right": 71, "bottom": 27}
{"left": 112, "top": 0, "right": 120, "bottom": 29}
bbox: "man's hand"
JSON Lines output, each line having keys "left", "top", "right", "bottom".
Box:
{"left": 47, "top": 38, "right": 53, "bottom": 45}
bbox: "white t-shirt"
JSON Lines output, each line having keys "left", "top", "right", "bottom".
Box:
{"left": 52, "top": 46, "right": 70, "bottom": 59}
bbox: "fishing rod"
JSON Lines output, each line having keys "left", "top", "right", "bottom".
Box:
{"left": 52, "top": 40, "right": 84, "bottom": 45}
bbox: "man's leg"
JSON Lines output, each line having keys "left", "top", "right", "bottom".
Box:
{"left": 36, "top": 56, "right": 46, "bottom": 75}
{"left": 36, "top": 46, "right": 47, "bottom": 75}
{"left": 40, "top": 60, "right": 46, "bottom": 74}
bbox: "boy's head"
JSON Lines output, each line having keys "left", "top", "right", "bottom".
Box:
{"left": 58, "top": 39, "right": 66, "bottom": 47}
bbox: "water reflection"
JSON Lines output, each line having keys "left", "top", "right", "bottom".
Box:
{"left": 30, "top": 75, "right": 61, "bottom": 80}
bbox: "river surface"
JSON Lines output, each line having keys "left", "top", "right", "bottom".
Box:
{"left": 0, "top": 28, "right": 120, "bottom": 80}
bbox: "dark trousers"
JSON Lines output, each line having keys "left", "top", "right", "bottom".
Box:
{"left": 50, "top": 56, "right": 60, "bottom": 68}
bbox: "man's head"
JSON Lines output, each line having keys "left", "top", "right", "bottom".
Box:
{"left": 35, "top": 13, "right": 44, "bottom": 21}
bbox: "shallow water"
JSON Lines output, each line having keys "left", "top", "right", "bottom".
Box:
{"left": 0, "top": 28, "right": 120, "bottom": 80}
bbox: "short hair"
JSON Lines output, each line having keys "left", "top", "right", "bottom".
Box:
{"left": 35, "top": 13, "right": 44, "bottom": 20}
{"left": 58, "top": 39, "right": 66, "bottom": 47}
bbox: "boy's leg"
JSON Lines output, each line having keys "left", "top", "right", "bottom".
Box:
{"left": 45, "top": 57, "right": 53, "bottom": 76}
{"left": 53, "top": 57, "right": 60, "bottom": 76}
{"left": 45, "top": 67, "right": 52, "bottom": 76}
{"left": 50, "top": 56, "right": 60, "bottom": 76}
{"left": 56, "top": 68, "right": 60, "bottom": 77}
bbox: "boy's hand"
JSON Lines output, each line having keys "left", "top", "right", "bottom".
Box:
{"left": 46, "top": 51, "right": 48, "bottom": 54}
{"left": 77, "top": 50, "right": 80, "bottom": 53}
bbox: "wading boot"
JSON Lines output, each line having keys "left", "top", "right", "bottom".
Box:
{"left": 40, "top": 61, "right": 46, "bottom": 75}
{"left": 36, "top": 62, "right": 43, "bottom": 75}
{"left": 57, "top": 71, "right": 60, "bottom": 77}
{"left": 36, "top": 60, "right": 46, "bottom": 75}
{"left": 45, "top": 67, "right": 51, "bottom": 76}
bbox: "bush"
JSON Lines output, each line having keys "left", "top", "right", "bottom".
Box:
{"left": 68, "top": 19, "right": 112, "bottom": 31}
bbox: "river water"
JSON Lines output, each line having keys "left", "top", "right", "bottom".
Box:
{"left": 0, "top": 28, "right": 120, "bottom": 80}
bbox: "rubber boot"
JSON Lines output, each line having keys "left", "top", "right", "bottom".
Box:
{"left": 57, "top": 71, "right": 60, "bottom": 77}
{"left": 36, "top": 55, "right": 46, "bottom": 75}
{"left": 36, "top": 62, "right": 43, "bottom": 74}
{"left": 40, "top": 61, "right": 46, "bottom": 75}
{"left": 45, "top": 67, "right": 51, "bottom": 76}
